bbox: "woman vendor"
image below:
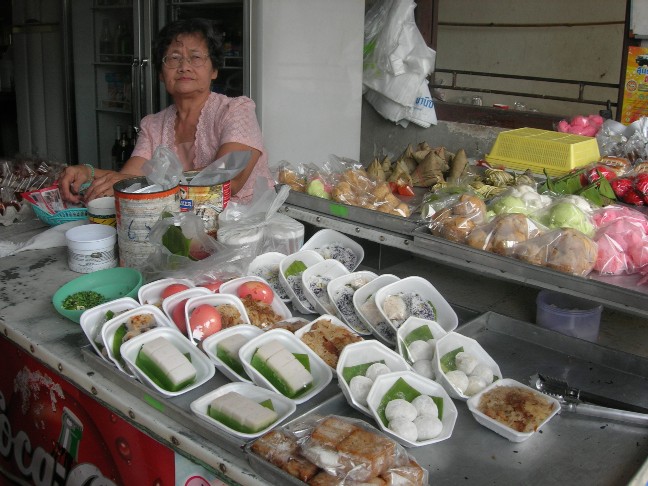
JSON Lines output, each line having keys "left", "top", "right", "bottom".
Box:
{"left": 59, "top": 18, "right": 272, "bottom": 204}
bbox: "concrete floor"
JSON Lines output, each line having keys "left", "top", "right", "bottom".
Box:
{"left": 359, "top": 243, "right": 648, "bottom": 360}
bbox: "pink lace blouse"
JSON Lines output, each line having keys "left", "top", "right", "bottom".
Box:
{"left": 132, "top": 92, "right": 273, "bottom": 202}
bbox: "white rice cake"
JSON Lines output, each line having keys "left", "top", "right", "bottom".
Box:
{"left": 217, "top": 334, "right": 248, "bottom": 359}
{"left": 257, "top": 340, "right": 313, "bottom": 395}
{"left": 140, "top": 336, "right": 196, "bottom": 387}
{"left": 210, "top": 391, "right": 278, "bottom": 430}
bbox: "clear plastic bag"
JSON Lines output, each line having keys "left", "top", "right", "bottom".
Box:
{"left": 466, "top": 213, "right": 544, "bottom": 256}
{"left": 217, "top": 182, "right": 305, "bottom": 255}
{"left": 140, "top": 145, "right": 185, "bottom": 191}
{"left": 141, "top": 210, "right": 251, "bottom": 282}
{"left": 249, "top": 414, "right": 428, "bottom": 485}
{"left": 512, "top": 227, "right": 598, "bottom": 276}
{"left": 428, "top": 193, "right": 488, "bottom": 243}
{"left": 531, "top": 196, "right": 595, "bottom": 237}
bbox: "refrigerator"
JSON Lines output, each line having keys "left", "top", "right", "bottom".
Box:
{"left": 65, "top": 0, "right": 363, "bottom": 171}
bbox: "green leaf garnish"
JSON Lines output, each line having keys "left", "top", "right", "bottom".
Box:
{"left": 404, "top": 325, "right": 434, "bottom": 347}
{"left": 440, "top": 346, "right": 464, "bottom": 374}
{"left": 375, "top": 377, "right": 443, "bottom": 426}
{"left": 284, "top": 260, "right": 307, "bottom": 278}
{"left": 259, "top": 399, "right": 275, "bottom": 411}
{"left": 342, "top": 360, "right": 386, "bottom": 384}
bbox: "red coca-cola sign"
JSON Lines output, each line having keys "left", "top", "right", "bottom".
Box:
{"left": 0, "top": 337, "right": 175, "bottom": 485}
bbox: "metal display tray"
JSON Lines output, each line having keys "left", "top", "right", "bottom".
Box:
{"left": 80, "top": 346, "right": 342, "bottom": 461}
{"left": 244, "top": 312, "right": 648, "bottom": 486}
{"left": 284, "top": 186, "right": 420, "bottom": 236}
{"left": 411, "top": 225, "right": 648, "bottom": 317}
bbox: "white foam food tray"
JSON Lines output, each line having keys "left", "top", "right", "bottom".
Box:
{"left": 219, "top": 275, "right": 292, "bottom": 322}
{"left": 137, "top": 277, "right": 194, "bottom": 306}
{"left": 238, "top": 328, "right": 333, "bottom": 405}
{"left": 121, "top": 327, "right": 214, "bottom": 397}
{"left": 301, "top": 259, "right": 350, "bottom": 315}
{"left": 352, "top": 273, "right": 400, "bottom": 345}
{"left": 300, "top": 228, "right": 365, "bottom": 272}
{"left": 101, "top": 304, "right": 178, "bottom": 376}
{"left": 327, "top": 271, "right": 378, "bottom": 335}
{"left": 374, "top": 276, "right": 458, "bottom": 336}
{"left": 366, "top": 370, "right": 458, "bottom": 448}
{"left": 278, "top": 250, "right": 325, "bottom": 314}
{"left": 190, "top": 381, "right": 296, "bottom": 440}
{"left": 184, "top": 293, "right": 251, "bottom": 346}
{"left": 201, "top": 324, "right": 264, "bottom": 383}
{"left": 336, "top": 340, "right": 411, "bottom": 417}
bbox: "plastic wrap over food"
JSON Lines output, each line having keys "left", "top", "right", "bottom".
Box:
{"left": 592, "top": 205, "right": 648, "bottom": 275}
{"left": 276, "top": 161, "right": 310, "bottom": 193}
{"left": 512, "top": 227, "right": 598, "bottom": 276}
{"left": 488, "top": 184, "right": 551, "bottom": 217}
{"left": 467, "top": 213, "right": 543, "bottom": 256}
{"left": 428, "top": 193, "right": 488, "bottom": 243}
{"left": 532, "top": 197, "right": 595, "bottom": 237}
{"left": 249, "top": 414, "right": 428, "bottom": 485}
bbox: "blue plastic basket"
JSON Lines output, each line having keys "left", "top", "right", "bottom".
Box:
{"left": 31, "top": 204, "right": 88, "bottom": 226}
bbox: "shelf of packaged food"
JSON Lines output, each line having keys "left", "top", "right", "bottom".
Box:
{"left": 280, "top": 188, "right": 648, "bottom": 319}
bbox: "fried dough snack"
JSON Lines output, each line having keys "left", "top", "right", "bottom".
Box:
{"left": 467, "top": 213, "right": 542, "bottom": 256}
{"left": 429, "top": 193, "right": 487, "bottom": 243}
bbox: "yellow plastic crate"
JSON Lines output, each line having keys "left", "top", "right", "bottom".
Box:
{"left": 485, "top": 127, "right": 601, "bottom": 176}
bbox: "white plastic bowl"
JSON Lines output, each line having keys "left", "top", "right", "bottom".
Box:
{"left": 190, "top": 382, "right": 296, "bottom": 440}
{"left": 352, "top": 274, "right": 400, "bottom": 345}
{"left": 327, "top": 271, "right": 378, "bottom": 335}
{"left": 219, "top": 275, "right": 292, "bottom": 322}
{"left": 278, "top": 250, "right": 325, "bottom": 314}
{"left": 466, "top": 378, "right": 561, "bottom": 442}
{"left": 137, "top": 277, "right": 194, "bottom": 306}
{"left": 80, "top": 297, "right": 140, "bottom": 361}
{"left": 238, "top": 328, "right": 333, "bottom": 404}
{"left": 162, "top": 287, "right": 212, "bottom": 337}
{"left": 374, "top": 276, "right": 458, "bottom": 336}
{"left": 121, "top": 327, "right": 214, "bottom": 397}
{"left": 433, "top": 332, "right": 503, "bottom": 401}
{"left": 397, "top": 316, "right": 448, "bottom": 366}
{"left": 201, "top": 324, "right": 264, "bottom": 383}
{"left": 300, "top": 228, "right": 365, "bottom": 272}
{"left": 366, "top": 370, "right": 458, "bottom": 448}
{"left": 301, "top": 259, "right": 350, "bottom": 315}
{"left": 101, "top": 304, "right": 177, "bottom": 375}
{"left": 248, "top": 251, "right": 290, "bottom": 303}
{"left": 294, "top": 314, "right": 362, "bottom": 374}
{"left": 336, "top": 340, "right": 411, "bottom": 417}
{"left": 184, "top": 293, "right": 251, "bottom": 345}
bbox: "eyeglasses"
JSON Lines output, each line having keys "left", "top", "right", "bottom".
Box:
{"left": 162, "top": 53, "right": 209, "bottom": 69}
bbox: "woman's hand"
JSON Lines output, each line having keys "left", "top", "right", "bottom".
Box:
{"left": 82, "top": 172, "right": 133, "bottom": 202}
{"left": 58, "top": 165, "right": 93, "bottom": 204}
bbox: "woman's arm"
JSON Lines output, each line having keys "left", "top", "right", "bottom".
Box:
{"left": 215, "top": 142, "right": 262, "bottom": 196}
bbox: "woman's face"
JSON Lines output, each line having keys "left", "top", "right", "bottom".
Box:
{"left": 160, "top": 33, "right": 217, "bottom": 99}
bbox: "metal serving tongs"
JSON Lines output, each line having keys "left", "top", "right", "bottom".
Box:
{"left": 530, "top": 373, "right": 648, "bottom": 427}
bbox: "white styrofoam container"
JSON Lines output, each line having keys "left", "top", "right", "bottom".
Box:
{"left": 101, "top": 305, "right": 178, "bottom": 376}
{"left": 161, "top": 287, "right": 212, "bottom": 337}
{"left": 366, "top": 370, "right": 458, "bottom": 448}
{"left": 238, "top": 328, "right": 333, "bottom": 404}
{"left": 184, "top": 293, "right": 251, "bottom": 345}
{"left": 433, "top": 332, "right": 503, "bottom": 401}
{"left": 352, "top": 273, "right": 400, "bottom": 345}
{"left": 121, "top": 327, "right": 214, "bottom": 397}
{"left": 300, "top": 228, "right": 365, "bottom": 271}
{"left": 294, "top": 314, "right": 361, "bottom": 375}
{"left": 278, "top": 250, "right": 324, "bottom": 314}
{"left": 466, "top": 378, "right": 561, "bottom": 442}
{"left": 327, "top": 271, "right": 378, "bottom": 335}
{"left": 80, "top": 297, "right": 140, "bottom": 362}
{"left": 301, "top": 259, "right": 350, "bottom": 316}
{"left": 336, "top": 340, "right": 411, "bottom": 417}
{"left": 190, "top": 381, "right": 296, "bottom": 440}
{"left": 374, "top": 276, "right": 458, "bottom": 336}
{"left": 219, "top": 275, "right": 292, "bottom": 322}
{"left": 248, "top": 251, "right": 290, "bottom": 303}
{"left": 137, "top": 277, "right": 194, "bottom": 306}
{"left": 201, "top": 324, "right": 264, "bottom": 383}
{"left": 397, "top": 316, "right": 448, "bottom": 365}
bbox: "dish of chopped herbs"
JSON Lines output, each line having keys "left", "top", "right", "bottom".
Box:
{"left": 62, "top": 291, "right": 107, "bottom": 310}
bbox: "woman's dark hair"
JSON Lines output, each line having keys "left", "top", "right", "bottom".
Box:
{"left": 153, "top": 18, "right": 223, "bottom": 72}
